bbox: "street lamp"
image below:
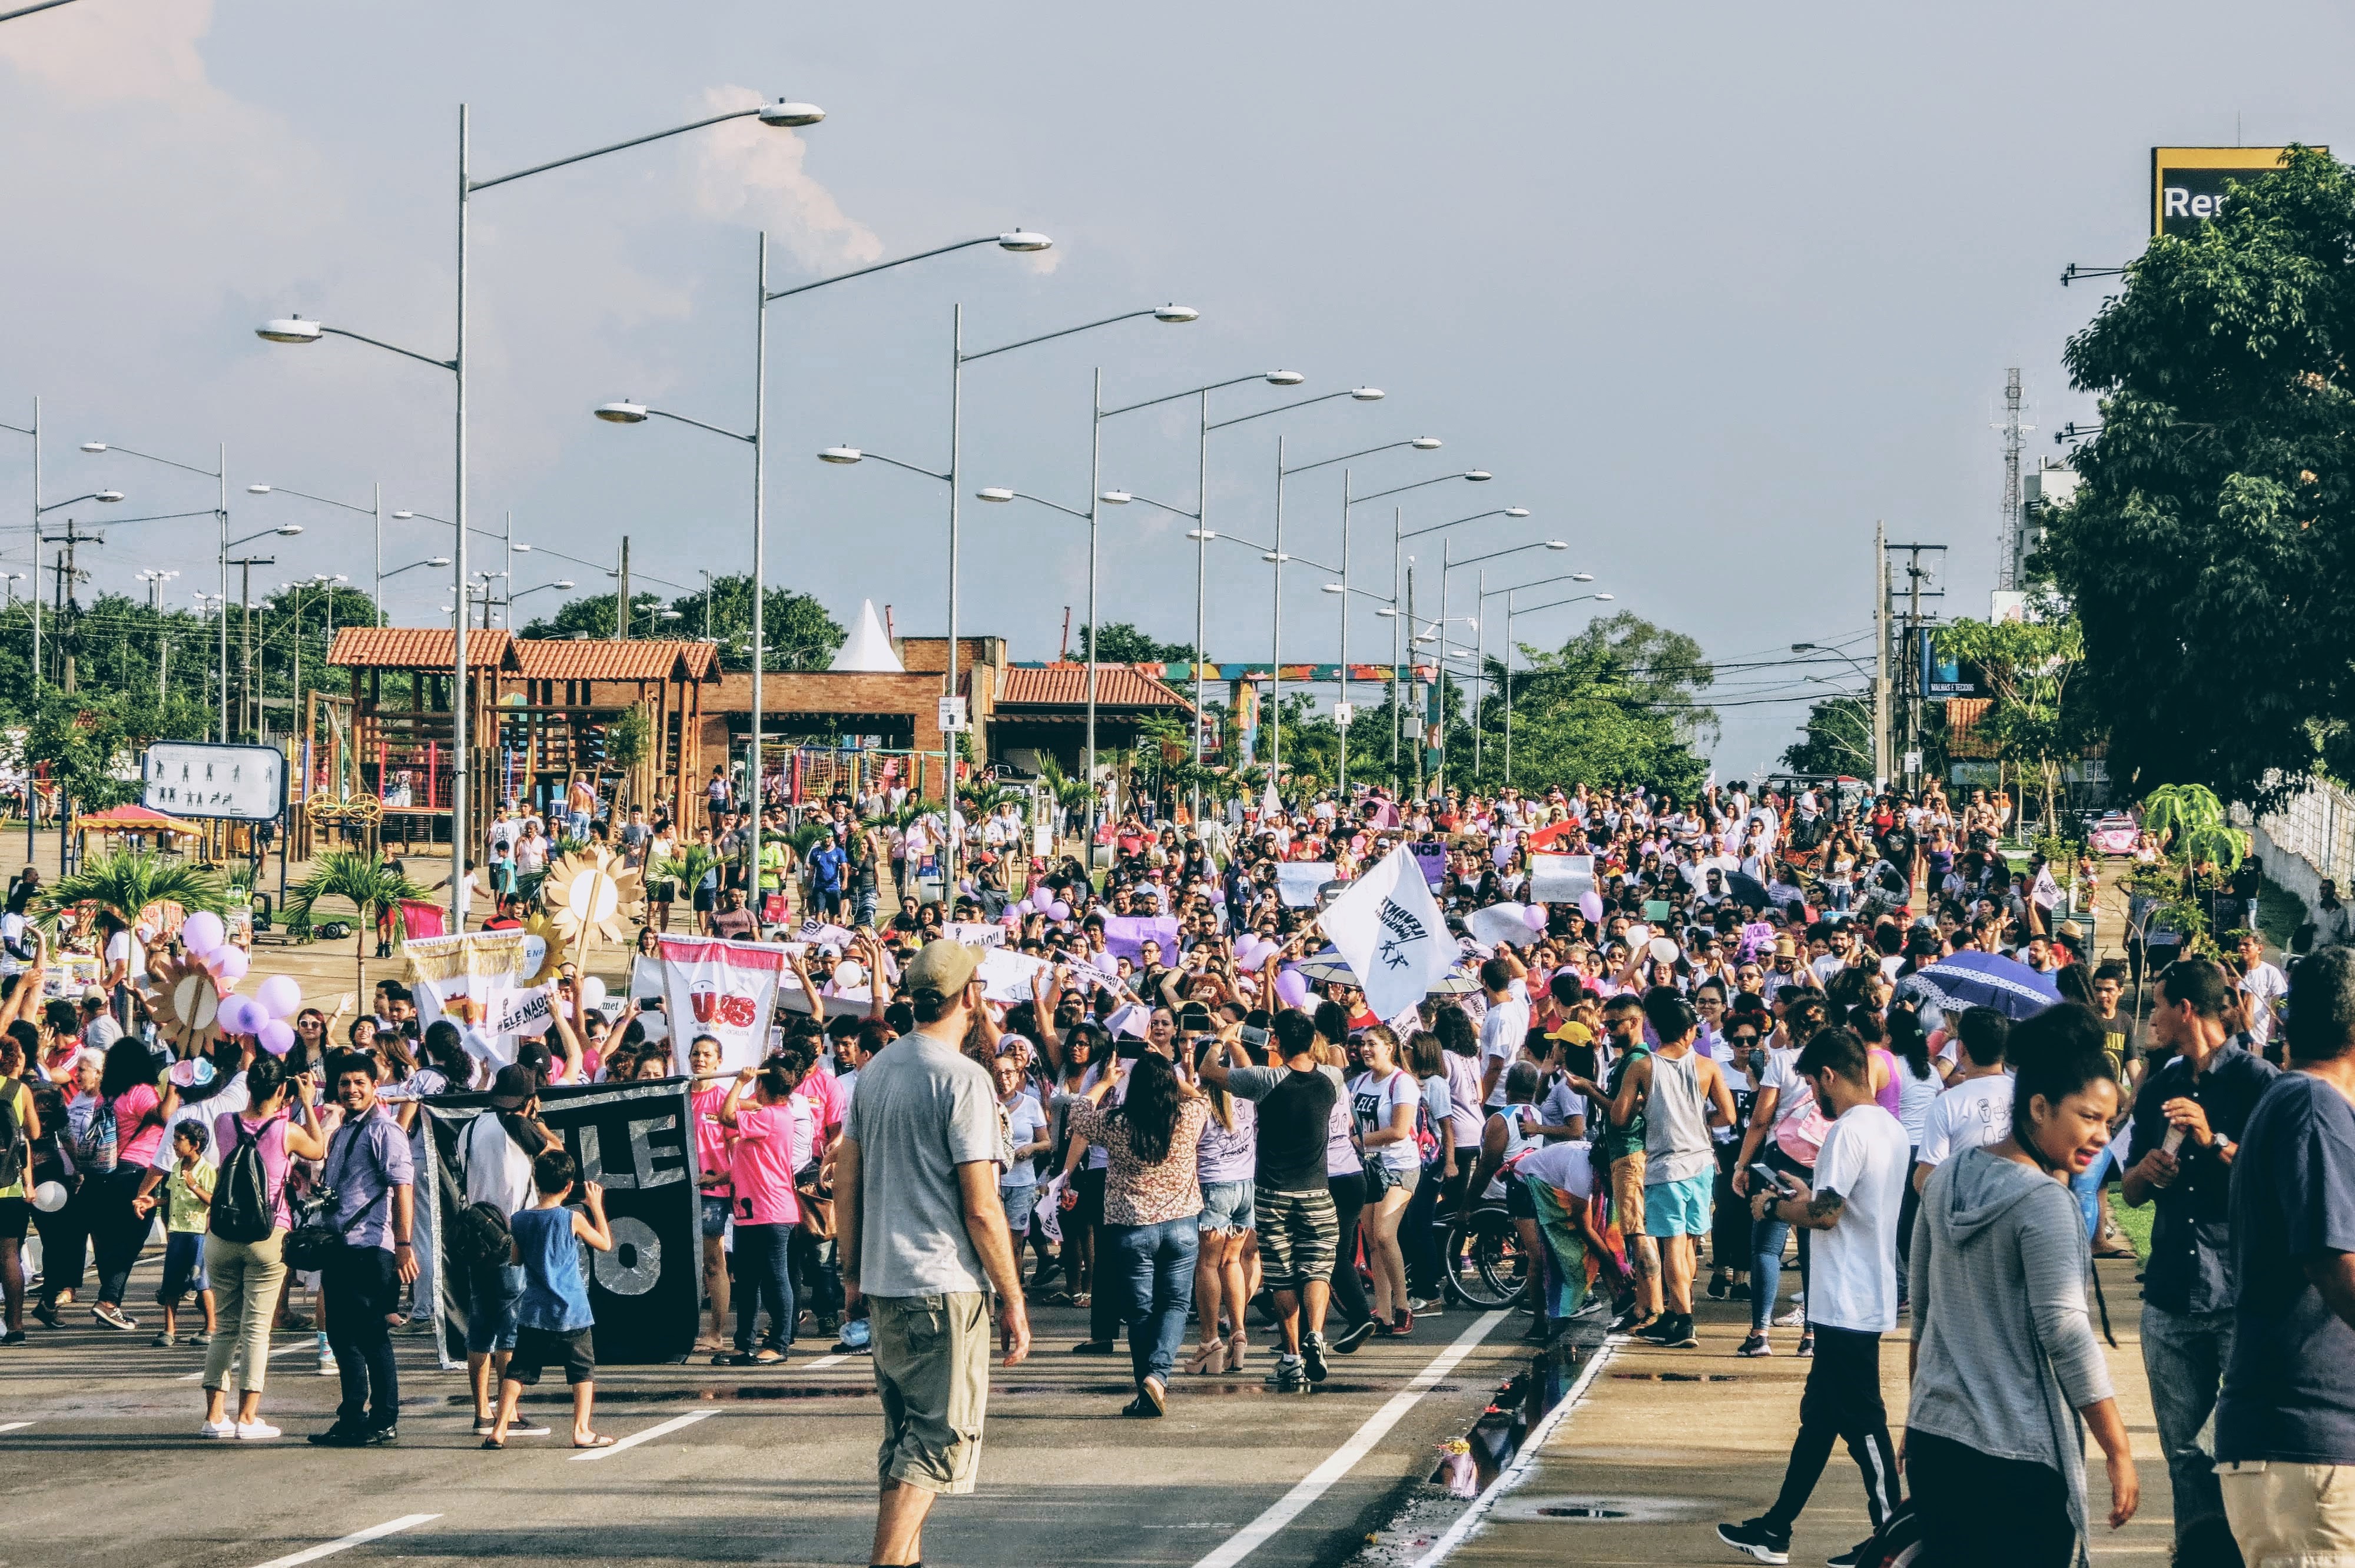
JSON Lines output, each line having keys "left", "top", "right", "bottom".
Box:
{"left": 79, "top": 437, "right": 233, "bottom": 738}
{"left": 823, "top": 301, "right": 1199, "bottom": 865}
{"left": 596, "top": 229, "right": 1049, "bottom": 869}
{"left": 257, "top": 94, "right": 821, "bottom": 924}
{"left": 1092, "top": 367, "right": 1334, "bottom": 810}
{"left": 250, "top": 480, "right": 385, "bottom": 625}
{"left": 1492, "top": 589, "right": 1613, "bottom": 784}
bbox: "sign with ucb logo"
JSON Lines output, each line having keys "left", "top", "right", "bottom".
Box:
{"left": 2151, "top": 147, "right": 2322, "bottom": 237}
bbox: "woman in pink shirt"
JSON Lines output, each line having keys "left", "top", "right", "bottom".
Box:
{"left": 686, "top": 1035, "right": 734, "bottom": 1355}
{"left": 86, "top": 1038, "right": 176, "bottom": 1330}
{"left": 717, "top": 1046, "right": 813, "bottom": 1366}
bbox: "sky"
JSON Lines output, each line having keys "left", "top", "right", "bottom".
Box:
{"left": 1, "top": 0, "right": 2348, "bottom": 776}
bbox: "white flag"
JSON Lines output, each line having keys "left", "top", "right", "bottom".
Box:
{"left": 1316, "top": 842, "right": 1457, "bottom": 1021}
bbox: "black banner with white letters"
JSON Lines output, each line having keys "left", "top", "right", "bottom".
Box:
{"left": 422, "top": 1078, "right": 700, "bottom": 1366}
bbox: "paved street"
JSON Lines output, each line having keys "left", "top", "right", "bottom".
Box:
{"left": 0, "top": 1258, "right": 1544, "bottom": 1568}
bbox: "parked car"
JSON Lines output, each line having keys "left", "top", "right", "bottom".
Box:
{"left": 2088, "top": 812, "right": 2140, "bottom": 856}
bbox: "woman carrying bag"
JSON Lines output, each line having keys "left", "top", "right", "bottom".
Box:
{"left": 200, "top": 1054, "right": 327, "bottom": 1440}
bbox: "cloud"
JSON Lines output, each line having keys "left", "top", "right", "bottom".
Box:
{"left": 0, "top": 0, "right": 218, "bottom": 107}
{"left": 690, "top": 85, "right": 883, "bottom": 273}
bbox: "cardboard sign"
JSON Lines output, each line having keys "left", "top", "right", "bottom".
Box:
{"left": 1276, "top": 861, "right": 1338, "bottom": 909}
{"left": 1528, "top": 853, "right": 1594, "bottom": 906}
{"left": 423, "top": 1079, "right": 698, "bottom": 1367}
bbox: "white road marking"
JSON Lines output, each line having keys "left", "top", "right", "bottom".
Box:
{"left": 569, "top": 1408, "right": 715, "bottom": 1461}
{"left": 797, "top": 1353, "right": 850, "bottom": 1371}
{"left": 1407, "top": 1338, "right": 1618, "bottom": 1568}
{"left": 177, "top": 1338, "right": 308, "bottom": 1382}
{"left": 0, "top": 1420, "right": 32, "bottom": 1433}
{"left": 1189, "top": 1309, "right": 1508, "bottom": 1568}
{"left": 248, "top": 1513, "right": 440, "bottom": 1568}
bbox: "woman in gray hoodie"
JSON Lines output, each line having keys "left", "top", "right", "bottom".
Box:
{"left": 1907, "top": 1002, "right": 2139, "bottom": 1566}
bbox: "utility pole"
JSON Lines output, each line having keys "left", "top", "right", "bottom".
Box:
{"left": 1996, "top": 369, "right": 2028, "bottom": 591}
{"left": 1884, "top": 541, "right": 1948, "bottom": 791}
{"left": 613, "top": 536, "right": 631, "bottom": 639}
{"left": 44, "top": 517, "right": 102, "bottom": 693}
{"left": 1873, "top": 523, "right": 1892, "bottom": 784}
{"left": 1408, "top": 562, "right": 1425, "bottom": 800}
{"left": 228, "top": 554, "right": 274, "bottom": 741}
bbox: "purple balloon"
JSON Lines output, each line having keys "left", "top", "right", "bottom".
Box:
{"left": 180, "top": 911, "right": 225, "bottom": 956}
{"left": 257, "top": 1018, "right": 296, "bottom": 1057}
{"left": 1523, "top": 903, "right": 1549, "bottom": 932}
{"left": 1048, "top": 900, "right": 1071, "bottom": 922}
{"left": 210, "top": 945, "right": 250, "bottom": 984}
{"left": 255, "top": 974, "right": 303, "bottom": 1019}
{"left": 215, "top": 993, "right": 259, "bottom": 1036}
{"left": 1274, "top": 968, "right": 1312, "bottom": 1008}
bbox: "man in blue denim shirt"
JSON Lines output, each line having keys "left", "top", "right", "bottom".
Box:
{"left": 310, "top": 1051, "right": 415, "bottom": 1447}
{"left": 2121, "top": 958, "right": 2277, "bottom": 1564}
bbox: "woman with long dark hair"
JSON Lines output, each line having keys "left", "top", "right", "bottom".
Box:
{"left": 1068, "top": 1049, "right": 1209, "bottom": 1417}
{"left": 1048, "top": 1022, "right": 1109, "bottom": 1309}
{"left": 1187, "top": 1032, "right": 1257, "bottom": 1374}
{"left": 200, "top": 1052, "right": 327, "bottom": 1439}
{"left": 82, "top": 1036, "right": 175, "bottom": 1330}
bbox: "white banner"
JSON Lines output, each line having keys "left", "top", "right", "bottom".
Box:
{"left": 944, "top": 922, "right": 1007, "bottom": 949}
{"left": 978, "top": 947, "right": 1052, "bottom": 1004}
{"left": 1466, "top": 901, "right": 1535, "bottom": 951}
{"left": 655, "top": 934, "right": 785, "bottom": 1075}
{"left": 1315, "top": 842, "right": 1458, "bottom": 1021}
{"left": 404, "top": 931, "right": 556, "bottom": 1068}
{"left": 1275, "top": 861, "right": 1339, "bottom": 908}
{"left": 1528, "top": 853, "right": 1594, "bottom": 906}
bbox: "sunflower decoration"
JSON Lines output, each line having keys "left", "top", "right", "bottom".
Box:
{"left": 148, "top": 952, "right": 227, "bottom": 1055}
{"left": 516, "top": 910, "right": 565, "bottom": 986}
{"left": 541, "top": 845, "right": 642, "bottom": 954}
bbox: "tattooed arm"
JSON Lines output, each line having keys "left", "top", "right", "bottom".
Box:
{"left": 1750, "top": 1175, "right": 1846, "bottom": 1231}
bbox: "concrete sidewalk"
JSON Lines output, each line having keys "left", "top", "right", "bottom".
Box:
{"left": 1435, "top": 1256, "right": 2174, "bottom": 1567}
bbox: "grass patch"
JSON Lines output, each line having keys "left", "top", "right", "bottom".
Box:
{"left": 2107, "top": 1191, "right": 2152, "bottom": 1264}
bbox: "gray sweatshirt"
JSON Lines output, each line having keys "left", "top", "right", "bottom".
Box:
{"left": 1909, "top": 1144, "right": 2112, "bottom": 1550}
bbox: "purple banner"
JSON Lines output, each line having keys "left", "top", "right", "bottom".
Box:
{"left": 1411, "top": 843, "right": 1447, "bottom": 890}
{"left": 1101, "top": 915, "right": 1181, "bottom": 964}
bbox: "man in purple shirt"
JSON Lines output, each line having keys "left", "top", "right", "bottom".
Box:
{"left": 312, "top": 1050, "right": 416, "bottom": 1447}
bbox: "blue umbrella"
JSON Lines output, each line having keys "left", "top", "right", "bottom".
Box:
{"left": 1896, "top": 950, "right": 2062, "bottom": 1022}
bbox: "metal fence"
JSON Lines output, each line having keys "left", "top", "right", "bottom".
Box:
{"left": 2240, "top": 778, "right": 2355, "bottom": 911}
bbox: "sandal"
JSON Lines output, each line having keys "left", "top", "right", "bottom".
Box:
{"left": 1226, "top": 1331, "right": 1248, "bottom": 1372}
{"left": 480, "top": 1437, "right": 505, "bottom": 1450}
{"left": 573, "top": 1434, "right": 616, "bottom": 1449}
{"left": 752, "top": 1348, "right": 784, "bottom": 1366}
{"left": 1183, "top": 1341, "right": 1223, "bottom": 1376}
{"left": 1069, "top": 1293, "right": 1092, "bottom": 1308}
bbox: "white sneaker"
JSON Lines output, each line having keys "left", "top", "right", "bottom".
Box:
{"left": 1775, "top": 1304, "right": 1806, "bottom": 1328}
{"left": 317, "top": 1356, "right": 339, "bottom": 1376}
{"left": 199, "top": 1418, "right": 236, "bottom": 1439}
{"left": 234, "top": 1420, "right": 280, "bottom": 1440}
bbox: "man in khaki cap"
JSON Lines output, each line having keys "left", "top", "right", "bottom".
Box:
{"left": 836, "top": 938, "right": 1029, "bottom": 1567}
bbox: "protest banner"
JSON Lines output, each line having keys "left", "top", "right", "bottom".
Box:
{"left": 1528, "top": 853, "right": 1594, "bottom": 906}
{"left": 423, "top": 1078, "right": 698, "bottom": 1367}
{"left": 1318, "top": 842, "right": 1457, "bottom": 1021}
{"left": 1409, "top": 841, "right": 1447, "bottom": 890}
{"left": 652, "top": 934, "right": 785, "bottom": 1073}
{"left": 404, "top": 929, "right": 556, "bottom": 1065}
{"left": 944, "top": 921, "right": 1008, "bottom": 949}
{"left": 1100, "top": 915, "right": 1179, "bottom": 965}
{"left": 1275, "top": 861, "right": 1338, "bottom": 908}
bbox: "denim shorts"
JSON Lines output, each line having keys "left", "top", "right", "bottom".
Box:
{"left": 999, "top": 1184, "right": 1035, "bottom": 1234}
{"left": 466, "top": 1262, "right": 524, "bottom": 1356}
{"left": 1198, "top": 1179, "right": 1255, "bottom": 1234}
{"left": 701, "top": 1194, "right": 732, "bottom": 1239}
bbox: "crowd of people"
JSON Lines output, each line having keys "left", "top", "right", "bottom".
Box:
{"left": 12, "top": 766, "right": 2355, "bottom": 1568}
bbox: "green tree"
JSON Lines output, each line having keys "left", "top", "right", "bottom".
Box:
{"left": 669, "top": 575, "right": 844, "bottom": 671}
{"left": 1075, "top": 622, "right": 1192, "bottom": 664}
{"left": 9, "top": 687, "right": 207, "bottom": 820}
{"left": 287, "top": 849, "right": 430, "bottom": 994}
{"left": 37, "top": 849, "right": 230, "bottom": 931}
{"left": 1938, "top": 604, "right": 2095, "bottom": 835}
{"left": 1783, "top": 695, "right": 1876, "bottom": 775}
{"left": 1458, "top": 611, "right": 1716, "bottom": 795}
{"left": 2043, "top": 144, "right": 2355, "bottom": 805}
{"left": 520, "top": 590, "right": 669, "bottom": 643}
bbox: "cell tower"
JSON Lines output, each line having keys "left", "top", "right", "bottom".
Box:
{"left": 1998, "top": 368, "right": 2024, "bottom": 590}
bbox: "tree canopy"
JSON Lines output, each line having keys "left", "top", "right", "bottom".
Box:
{"left": 2042, "top": 144, "right": 2355, "bottom": 805}
{"left": 519, "top": 575, "right": 844, "bottom": 671}
{"left": 1076, "top": 622, "right": 1193, "bottom": 665}
{"left": 1457, "top": 610, "right": 1716, "bottom": 795}
{"left": 1783, "top": 694, "right": 1875, "bottom": 776}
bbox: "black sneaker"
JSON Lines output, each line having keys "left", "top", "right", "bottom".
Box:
{"left": 1331, "top": 1318, "right": 1377, "bottom": 1354}
{"left": 307, "top": 1424, "right": 366, "bottom": 1447}
{"left": 30, "top": 1303, "right": 59, "bottom": 1330}
{"left": 1302, "top": 1331, "right": 1331, "bottom": 1384}
{"left": 1716, "top": 1517, "right": 1792, "bottom": 1564}
{"left": 1797, "top": 1331, "right": 1815, "bottom": 1358}
{"left": 1634, "top": 1314, "right": 1682, "bottom": 1345}
{"left": 363, "top": 1425, "right": 399, "bottom": 1446}
{"left": 1707, "top": 1271, "right": 1730, "bottom": 1300}
{"left": 1825, "top": 1542, "right": 1873, "bottom": 1567}
{"left": 1263, "top": 1357, "right": 1309, "bottom": 1394}
{"left": 1663, "top": 1314, "right": 1699, "bottom": 1348}
{"left": 1608, "top": 1303, "right": 1651, "bottom": 1334}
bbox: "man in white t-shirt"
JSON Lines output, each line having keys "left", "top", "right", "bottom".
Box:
{"left": 2234, "top": 929, "right": 2289, "bottom": 1051}
{"left": 1475, "top": 956, "right": 1532, "bottom": 1109}
{"left": 1911, "top": 1006, "right": 2013, "bottom": 1193}
{"left": 1721, "top": 1027, "right": 1908, "bottom": 1563}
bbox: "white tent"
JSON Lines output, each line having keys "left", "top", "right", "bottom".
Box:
{"left": 830, "top": 599, "right": 902, "bottom": 673}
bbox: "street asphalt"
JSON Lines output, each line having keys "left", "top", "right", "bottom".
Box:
{"left": 0, "top": 1258, "right": 1548, "bottom": 1568}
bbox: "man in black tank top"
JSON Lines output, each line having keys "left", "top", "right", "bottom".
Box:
{"left": 1202, "top": 1012, "right": 1339, "bottom": 1394}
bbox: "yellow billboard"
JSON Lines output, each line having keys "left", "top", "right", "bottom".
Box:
{"left": 2151, "top": 147, "right": 2320, "bottom": 237}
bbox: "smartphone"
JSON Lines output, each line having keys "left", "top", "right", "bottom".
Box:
{"left": 1115, "top": 1037, "right": 1146, "bottom": 1061}
{"left": 1237, "top": 1024, "right": 1270, "bottom": 1051}
{"left": 1749, "top": 1164, "right": 1796, "bottom": 1194}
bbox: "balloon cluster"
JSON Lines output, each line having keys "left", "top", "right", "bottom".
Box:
{"left": 181, "top": 911, "right": 304, "bottom": 1055}
{"left": 1017, "top": 889, "right": 1072, "bottom": 922}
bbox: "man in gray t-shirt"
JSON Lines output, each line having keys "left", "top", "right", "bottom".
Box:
{"left": 838, "top": 939, "right": 1029, "bottom": 1566}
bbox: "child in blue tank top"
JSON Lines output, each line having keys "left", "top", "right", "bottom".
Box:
{"left": 485, "top": 1145, "right": 613, "bottom": 1450}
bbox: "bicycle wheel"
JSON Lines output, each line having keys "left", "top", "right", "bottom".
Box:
{"left": 1442, "top": 1205, "right": 1529, "bottom": 1308}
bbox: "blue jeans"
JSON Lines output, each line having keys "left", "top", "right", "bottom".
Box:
{"left": 1750, "top": 1146, "right": 1813, "bottom": 1333}
{"left": 2069, "top": 1140, "right": 2118, "bottom": 1241}
{"left": 2141, "top": 1301, "right": 2234, "bottom": 1543}
{"left": 734, "top": 1222, "right": 796, "bottom": 1353}
{"left": 1104, "top": 1217, "right": 1199, "bottom": 1387}
{"left": 465, "top": 1262, "right": 523, "bottom": 1356}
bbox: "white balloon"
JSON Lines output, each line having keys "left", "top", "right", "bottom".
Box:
{"left": 579, "top": 975, "right": 608, "bottom": 1014}
{"left": 32, "top": 1181, "right": 67, "bottom": 1214}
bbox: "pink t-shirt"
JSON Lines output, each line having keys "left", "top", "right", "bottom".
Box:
{"left": 798, "top": 1064, "right": 845, "bottom": 1141}
{"left": 727, "top": 1102, "right": 807, "bottom": 1227}
{"left": 690, "top": 1085, "right": 732, "bottom": 1197}
{"left": 113, "top": 1084, "right": 167, "bottom": 1169}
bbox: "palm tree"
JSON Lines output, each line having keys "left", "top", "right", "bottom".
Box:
{"left": 2141, "top": 783, "right": 2247, "bottom": 872}
{"left": 288, "top": 850, "right": 431, "bottom": 994}
{"left": 37, "top": 849, "right": 231, "bottom": 934}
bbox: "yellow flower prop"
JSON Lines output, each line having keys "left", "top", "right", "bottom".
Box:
{"left": 541, "top": 845, "right": 642, "bottom": 953}
{"left": 148, "top": 953, "right": 226, "bottom": 1055}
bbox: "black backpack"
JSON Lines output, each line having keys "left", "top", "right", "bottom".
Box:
{"left": 212, "top": 1115, "right": 277, "bottom": 1244}
{"left": 446, "top": 1200, "right": 514, "bottom": 1271}
{"left": 0, "top": 1079, "right": 24, "bottom": 1191}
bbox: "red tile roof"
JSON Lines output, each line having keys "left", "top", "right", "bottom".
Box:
{"left": 997, "top": 663, "right": 1194, "bottom": 711}
{"left": 327, "top": 627, "right": 519, "bottom": 671}
{"left": 1943, "top": 697, "right": 1994, "bottom": 758}
{"left": 512, "top": 640, "right": 719, "bottom": 683}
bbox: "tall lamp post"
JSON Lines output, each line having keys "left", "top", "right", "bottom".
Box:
{"left": 821, "top": 300, "right": 1199, "bottom": 872}
{"left": 78, "top": 438, "right": 229, "bottom": 732}
{"left": 1431, "top": 539, "right": 1568, "bottom": 785}
{"left": 257, "top": 92, "right": 825, "bottom": 925}
{"left": 1471, "top": 570, "right": 1594, "bottom": 778}
{"left": 1368, "top": 485, "right": 1502, "bottom": 790}
{"left": 593, "top": 227, "right": 1046, "bottom": 885}
{"left": 1493, "top": 589, "right": 1613, "bottom": 784}
{"left": 248, "top": 481, "right": 384, "bottom": 624}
